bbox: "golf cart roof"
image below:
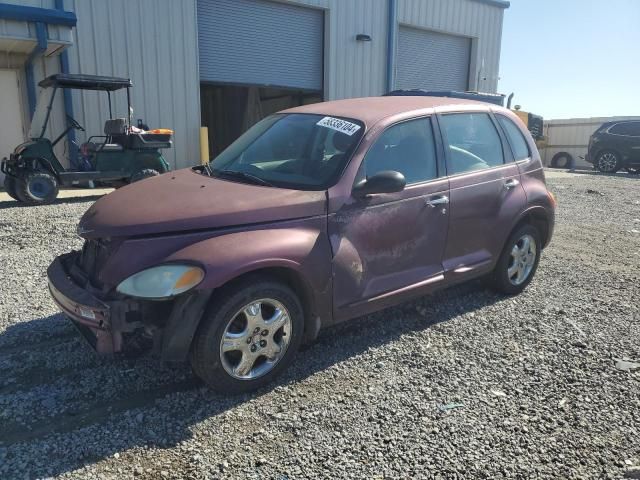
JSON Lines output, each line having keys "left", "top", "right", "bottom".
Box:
{"left": 38, "top": 73, "right": 132, "bottom": 91}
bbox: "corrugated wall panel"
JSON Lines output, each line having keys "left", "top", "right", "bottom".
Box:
{"left": 291, "top": 0, "right": 389, "bottom": 100}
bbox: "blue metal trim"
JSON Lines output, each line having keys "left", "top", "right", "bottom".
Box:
{"left": 25, "top": 22, "right": 48, "bottom": 118}
{"left": 55, "top": 0, "right": 77, "bottom": 166}
{"left": 386, "top": 0, "right": 397, "bottom": 93}
{"left": 472, "top": 0, "right": 510, "bottom": 8}
{"left": 0, "top": 2, "right": 76, "bottom": 26}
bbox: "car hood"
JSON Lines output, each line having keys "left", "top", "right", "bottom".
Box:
{"left": 78, "top": 168, "right": 327, "bottom": 238}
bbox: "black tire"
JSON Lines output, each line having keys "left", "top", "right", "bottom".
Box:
{"left": 626, "top": 167, "right": 640, "bottom": 175}
{"left": 550, "top": 152, "right": 575, "bottom": 169}
{"left": 3, "top": 175, "right": 19, "bottom": 201}
{"left": 15, "top": 171, "right": 59, "bottom": 205}
{"left": 130, "top": 169, "right": 159, "bottom": 183}
{"left": 190, "top": 277, "right": 304, "bottom": 394}
{"left": 595, "top": 150, "right": 621, "bottom": 173}
{"left": 490, "top": 224, "right": 542, "bottom": 295}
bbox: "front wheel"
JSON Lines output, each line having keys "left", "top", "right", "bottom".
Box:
{"left": 3, "top": 175, "right": 19, "bottom": 201}
{"left": 490, "top": 224, "right": 541, "bottom": 295}
{"left": 595, "top": 150, "right": 621, "bottom": 173}
{"left": 190, "top": 278, "right": 304, "bottom": 394}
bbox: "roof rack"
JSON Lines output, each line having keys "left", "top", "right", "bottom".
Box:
{"left": 385, "top": 89, "right": 506, "bottom": 107}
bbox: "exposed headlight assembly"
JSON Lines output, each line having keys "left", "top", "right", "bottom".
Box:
{"left": 116, "top": 264, "right": 205, "bottom": 299}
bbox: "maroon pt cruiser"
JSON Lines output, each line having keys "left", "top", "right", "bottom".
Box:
{"left": 48, "top": 96, "right": 556, "bottom": 393}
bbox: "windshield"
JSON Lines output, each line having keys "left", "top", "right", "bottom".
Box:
{"left": 28, "top": 87, "right": 56, "bottom": 139}
{"left": 209, "top": 113, "right": 364, "bottom": 190}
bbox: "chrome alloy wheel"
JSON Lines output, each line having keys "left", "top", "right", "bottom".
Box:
{"left": 507, "top": 234, "right": 537, "bottom": 286}
{"left": 219, "top": 299, "right": 292, "bottom": 380}
{"left": 597, "top": 152, "right": 618, "bottom": 172}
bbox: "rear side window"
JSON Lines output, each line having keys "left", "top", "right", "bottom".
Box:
{"left": 609, "top": 122, "right": 640, "bottom": 137}
{"left": 497, "top": 115, "right": 531, "bottom": 160}
{"left": 440, "top": 113, "right": 505, "bottom": 175}
{"left": 363, "top": 118, "right": 438, "bottom": 184}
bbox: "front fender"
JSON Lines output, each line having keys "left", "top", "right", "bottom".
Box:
{"left": 165, "top": 225, "right": 331, "bottom": 292}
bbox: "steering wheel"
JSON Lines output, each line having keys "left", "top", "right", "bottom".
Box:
{"left": 66, "top": 114, "right": 85, "bottom": 132}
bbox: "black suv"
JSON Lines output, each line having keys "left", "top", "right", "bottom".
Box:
{"left": 587, "top": 120, "right": 640, "bottom": 174}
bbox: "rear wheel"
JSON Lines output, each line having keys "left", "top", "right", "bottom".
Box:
{"left": 490, "top": 224, "right": 541, "bottom": 295}
{"left": 130, "top": 169, "right": 159, "bottom": 183}
{"left": 550, "top": 152, "right": 575, "bottom": 169}
{"left": 190, "top": 278, "right": 304, "bottom": 394}
{"left": 3, "top": 175, "right": 19, "bottom": 201}
{"left": 595, "top": 150, "right": 621, "bottom": 173}
{"left": 15, "top": 171, "right": 59, "bottom": 205}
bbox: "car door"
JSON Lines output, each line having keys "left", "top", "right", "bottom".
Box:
{"left": 438, "top": 111, "right": 527, "bottom": 279}
{"left": 329, "top": 117, "right": 450, "bottom": 321}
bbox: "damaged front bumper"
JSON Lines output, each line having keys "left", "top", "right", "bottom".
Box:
{"left": 47, "top": 252, "right": 141, "bottom": 355}
{"left": 47, "top": 252, "right": 212, "bottom": 361}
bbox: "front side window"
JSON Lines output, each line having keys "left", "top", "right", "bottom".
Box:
{"left": 362, "top": 118, "right": 437, "bottom": 185}
{"left": 609, "top": 121, "right": 640, "bottom": 137}
{"left": 210, "top": 113, "right": 364, "bottom": 190}
{"left": 440, "top": 113, "right": 505, "bottom": 175}
{"left": 497, "top": 115, "right": 531, "bottom": 160}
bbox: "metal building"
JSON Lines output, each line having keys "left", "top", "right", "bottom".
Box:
{"left": 0, "top": 0, "right": 508, "bottom": 175}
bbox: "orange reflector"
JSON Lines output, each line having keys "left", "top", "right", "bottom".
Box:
{"left": 175, "top": 267, "right": 204, "bottom": 290}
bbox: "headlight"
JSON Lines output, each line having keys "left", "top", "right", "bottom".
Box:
{"left": 116, "top": 264, "right": 205, "bottom": 299}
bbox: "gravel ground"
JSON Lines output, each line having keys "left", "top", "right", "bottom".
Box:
{"left": 0, "top": 171, "right": 638, "bottom": 479}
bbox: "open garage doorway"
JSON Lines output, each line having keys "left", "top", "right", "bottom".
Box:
{"left": 200, "top": 85, "right": 322, "bottom": 157}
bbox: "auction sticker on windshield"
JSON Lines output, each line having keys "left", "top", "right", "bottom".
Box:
{"left": 316, "top": 116, "right": 361, "bottom": 136}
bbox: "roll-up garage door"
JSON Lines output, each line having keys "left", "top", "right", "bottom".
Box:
{"left": 396, "top": 26, "right": 471, "bottom": 91}
{"left": 197, "top": 0, "right": 324, "bottom": 91}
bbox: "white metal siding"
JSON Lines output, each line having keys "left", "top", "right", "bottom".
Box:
{"left": 396, "top": 26, "right": 470, "bottom": 91}
{"left": 198, "top": 0, "right": 323, "bottom": 91}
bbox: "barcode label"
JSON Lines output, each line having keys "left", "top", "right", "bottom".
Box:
{"left": 316, "top": 116, "right": 361, "bottom": 136}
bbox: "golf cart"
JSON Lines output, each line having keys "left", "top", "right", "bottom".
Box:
{"left": 1, "top": 73, "right": 172, "bottom": 205}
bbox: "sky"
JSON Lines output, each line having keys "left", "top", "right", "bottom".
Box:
{"left": 498, "top": 0, "right": 640, "bottom": 120}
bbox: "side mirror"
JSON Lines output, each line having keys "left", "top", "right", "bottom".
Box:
{"left": 352, "top": 170, "right": 406, "bottom": 197}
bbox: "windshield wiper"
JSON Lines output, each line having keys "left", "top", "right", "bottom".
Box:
{"left": 212, "top": 169, "right": 274, "bottom": 187}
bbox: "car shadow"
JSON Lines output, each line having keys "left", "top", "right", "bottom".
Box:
{"left": 0, "top": 195, "right": 105, "bottom": 210}
{"left": 0, "top": 280, "right": 504, "bottom": 478}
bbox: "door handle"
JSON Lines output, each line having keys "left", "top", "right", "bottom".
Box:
{"left": 425, "top": 195, "right": 449, "bottom": 207}
{"left": 504, "top": 178, "right": 520, "bottom": 189}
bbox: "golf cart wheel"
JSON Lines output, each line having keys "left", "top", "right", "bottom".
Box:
{"left": 190, "top": 276, "right": 304, "bottom": 394}
{"left": 3, "top": 175, "right": 20, "bottom": 201}
{"left": 130, "top": 169, "right": 159, "bottom": 183}
{"left": 595, "top": 150, "right": 621, "bottom": 173}
{"left": 626, "top": 167, "right": 640, "bottom": 175}
{"left": 16, "top": 171, "right": 59, "bottom": 205}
